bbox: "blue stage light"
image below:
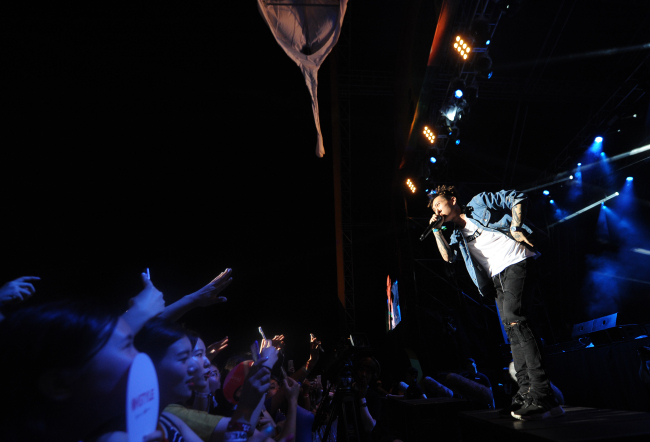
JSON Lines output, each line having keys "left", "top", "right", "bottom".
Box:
{"left": 543, "top": 190, "right": 550, "bottom": 195}
{"left": 455, "top": 139, "right": 460, "bottom": 145}
{"left": 570, "top": 175, "right": 574, "bottom": 179}
{"left": 595, "top": 136, "right": 603, "bottom": 143}
{"left": 600, "top": 152, "right": 606, "bottom": 157}
{"left": 487, "top": 71, "right": 493, "bottom": 79}
{"left": 486, "top": 40, "right": 490, "bottom": 45}
{"left": 429, "top": 156, "right": 437, "bottom": 163}
{"left": 550, "top": 200, "right": 555, "bottom": 204}
{"left": 578, "top": 163, "right": 582, "bottom": 166}
{"left": 455, "top": 89, "right": 463, "bottom": 98}
{"left": 626, "top": 177, "right": 633, "bottom": 182}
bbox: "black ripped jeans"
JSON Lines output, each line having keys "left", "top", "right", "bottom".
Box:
{"left": 493, "top": 258, "right": 552, "bottom": 399}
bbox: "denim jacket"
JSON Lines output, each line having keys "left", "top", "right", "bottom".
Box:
{"left": 448, "top": 189, "right": 535, "bottom": 296}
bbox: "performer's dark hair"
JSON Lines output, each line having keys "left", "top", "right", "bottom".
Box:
{"left": 427, "top": 185, "right": 459, "bottom": 208}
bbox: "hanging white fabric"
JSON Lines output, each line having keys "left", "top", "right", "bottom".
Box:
{"left": 257, "top": 0, "right": 348, "bottom": 157}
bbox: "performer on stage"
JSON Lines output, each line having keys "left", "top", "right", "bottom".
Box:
{"left": 427, "top": 185, "right": 564, "bottom": 420}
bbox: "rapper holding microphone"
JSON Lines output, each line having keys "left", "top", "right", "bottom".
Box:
{"left": 425, "top": 184, "right": 563, "bottom": 421}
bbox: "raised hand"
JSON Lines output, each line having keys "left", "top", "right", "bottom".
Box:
{"left": 161, "top": 268, "right": 233, "bottom": 322}
{"left": 0, "top": 276, "right": 40, "bottom": 305}
{"left": 128, "top": 273, "right": 165, "bottom": 315}
{"left": 301, "top": 378, "right": 313, "bottom": 394}
{"left": 207, "top": 336, "right": 229, "bottom": 362}
{"left": 122, "top": 273, "right": 165, "bottom": 334}
{"left": 239, "top": 364, "right": 272, "bottom": 409}
{"left": 271, "top": 334, "right": 286, "bottom": 350}
{"left": 355, "top": 376, "right": 369, "bottom": 398}
{"left": 309, "top": 334, "right": 322, "bottom": 363}
{"left": 189, "top": 268, "right": 233, "bottom": 307}
{"left": 284, "top": 377, "right": 301, "bottom": 402}
{"left": 259, "top": 344, "right": 280, "bottom": 369}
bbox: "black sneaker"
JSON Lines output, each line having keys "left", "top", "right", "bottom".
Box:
{"left": 511, "top": 395, "right": 564, "bottom": 420}
{"left": 497, "top": 392, "right": 527, "bottom": 417}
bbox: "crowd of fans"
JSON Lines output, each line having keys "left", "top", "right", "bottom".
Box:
{"left": 0, "top": 272, "right": 525, "bottom": 442}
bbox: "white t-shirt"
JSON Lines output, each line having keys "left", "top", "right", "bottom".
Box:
{"left": 460, "top": 217, "right": 535, "bottom": 277}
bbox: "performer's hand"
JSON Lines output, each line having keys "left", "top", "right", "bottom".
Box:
{"left": 429, "top": 214, "right": 445, "bottom": 230}
{"left": 511, "top": 230, "right": 534, "bottom": 247}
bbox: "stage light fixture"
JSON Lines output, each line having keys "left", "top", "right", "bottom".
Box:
{"left": 454, "top": 36, "right": 471, "bottom": 60}
{"left": 455, "top": 89, "right": 463, "bottom": 98}
{"left": 443, "top": 105, "right": 458, "bottom": 122}
{"left": 578, "top": 163, "right": 582, "bottom": 166}
{"left": 543, "top": 190, "right": 550, "bottom": 195}
{"left": 406, "top": 178, "right": 416, "bottom": 193}
{"left": 423, "top": 126, "right": 436, "bottom": 144}
{"left": 600, "top": 152, "right": 606, "bottom": 157}
{"left": 486, "top": 40, "right": 490, "bottom": 45}
{"left": 430, "top": 157, "right": 437, "bottom": 164}
{"left": 595, "top": 136, "right": 603, "bottom": 143}
{"left": 550, "top": 200, "right": 555, "bottom": 204}
{"left": 570, "top": 175, "right": 574, "bottom": 179}
{"left": 456, "top": 139, "right": 460, "bottom": 145}
{"left": 626, "top": 177, "right": 633, "bottom": 182}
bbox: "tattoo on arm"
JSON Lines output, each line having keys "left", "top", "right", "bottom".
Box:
{"left": 512, "top": 203, "right": 526, "bottom": 227}
{"left": 434, "top": 231, "right": 452, "bottom": 262}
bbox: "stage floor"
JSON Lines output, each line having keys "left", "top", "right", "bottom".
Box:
{"left": 460, "top": 405, "right": 650, "bottom": 442}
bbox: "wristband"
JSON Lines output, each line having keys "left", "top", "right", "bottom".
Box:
{"left": 433, "top": 228, "right": 440, "bottom": 233}
{"left": 223, "top": 431, "right": 247, "bottom": 442}
{"left": 227, "top": 421, "right": 252, "bottom": 434}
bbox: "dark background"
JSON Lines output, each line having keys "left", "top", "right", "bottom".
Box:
{"left": 4, "top": 1, "right": 650, "bottom": 387}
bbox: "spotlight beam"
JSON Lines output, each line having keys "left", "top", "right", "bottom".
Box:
{"left": 520, "top": 176, "right": 574, "bottom": 193}
{"left": 520, "top": 144, "right": 649, "bottom": 192}
{"left": 591, "top": 271, "right": 650, "bottom": 286}
{"left": 568, "top": 144, "right": 649, "bottom": 175}
{"left": 496, "top": 43, "right": 650, "bottom": 71}
{"left": 548, "top": 192, "right": 620, "bottom": 228}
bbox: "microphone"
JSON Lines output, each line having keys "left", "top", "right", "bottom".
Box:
{"left": 420, "top": 217, "right": 444, "bottom": 241}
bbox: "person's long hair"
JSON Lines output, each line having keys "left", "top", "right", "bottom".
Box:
{"left": 0, "top": 300, "right": 119, "bottom": 441}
